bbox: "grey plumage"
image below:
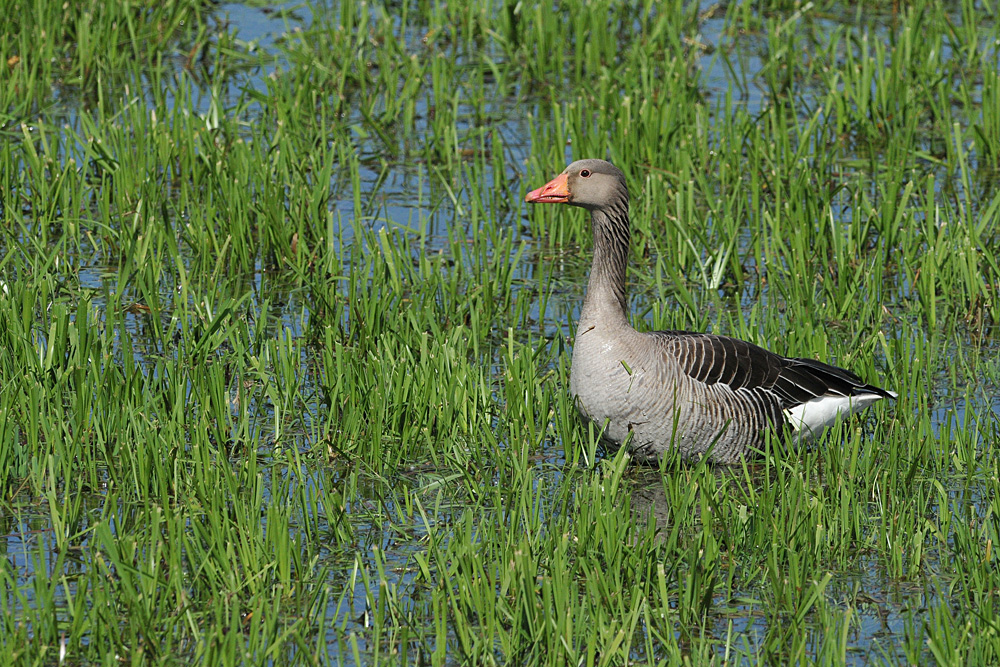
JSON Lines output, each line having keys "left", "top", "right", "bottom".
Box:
{"left": 525, "top": 159, "right": 896, "bottom": 463}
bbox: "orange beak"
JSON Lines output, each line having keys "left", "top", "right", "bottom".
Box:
{"left": 525, "top": 172, "right": 570, "bottom": 204}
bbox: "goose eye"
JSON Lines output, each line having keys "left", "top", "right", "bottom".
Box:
{"left": 580, "top": 169, "right": 591, "bottom": 178}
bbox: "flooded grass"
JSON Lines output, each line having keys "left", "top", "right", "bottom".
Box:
{"left": 3, "top": 0, "right": 1000, "bottom": 664}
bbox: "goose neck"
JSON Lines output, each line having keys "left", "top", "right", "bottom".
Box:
{"left": 580, "top": 207, "right": 631, "bottom": 328}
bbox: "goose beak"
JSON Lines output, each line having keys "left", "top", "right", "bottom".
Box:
{"left": 525, "top": 172, "right": 570, "bottom": 204}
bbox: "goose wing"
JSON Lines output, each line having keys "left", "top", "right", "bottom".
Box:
{"left": 651, "top": 331, "right": 894, "bottom": 409}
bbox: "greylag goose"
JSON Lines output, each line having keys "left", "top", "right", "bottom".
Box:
{"left": 525, "top": 159, "right": 896, "bottom": 463}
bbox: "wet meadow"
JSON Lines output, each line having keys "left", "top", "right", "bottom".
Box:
{"left": 3, "top": 0, "right": 1000, "bottom": 664}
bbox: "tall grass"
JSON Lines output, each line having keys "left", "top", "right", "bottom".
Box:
{"left": 2, "top": 0, "right": 1000, "bottom": 664}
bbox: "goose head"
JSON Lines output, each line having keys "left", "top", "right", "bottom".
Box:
{"left": 525, "top": 159, "right": 628, "bottom": 211}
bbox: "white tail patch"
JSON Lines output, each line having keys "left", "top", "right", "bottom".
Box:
{"left": 784, "top": 392, "right": 894, "bottom": 441}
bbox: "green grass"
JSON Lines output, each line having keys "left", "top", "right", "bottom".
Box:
{"left": 3, "top": 0, "right": 1000, "bottom": 664}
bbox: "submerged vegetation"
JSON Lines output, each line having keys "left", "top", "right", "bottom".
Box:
{"left": 2, "top": 0, "right": 1000, "bottom": 664}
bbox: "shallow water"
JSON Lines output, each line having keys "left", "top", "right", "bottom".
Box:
{"left": 6, "top": 1, "right": 1000, "bottom": 665}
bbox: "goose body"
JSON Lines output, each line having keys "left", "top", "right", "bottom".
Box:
{"left": 526, "top": 159, "right": 895, "bottom": 463}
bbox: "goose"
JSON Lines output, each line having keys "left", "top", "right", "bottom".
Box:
{"left": 525, "top": 159, "right": 896, "bottom": 463}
